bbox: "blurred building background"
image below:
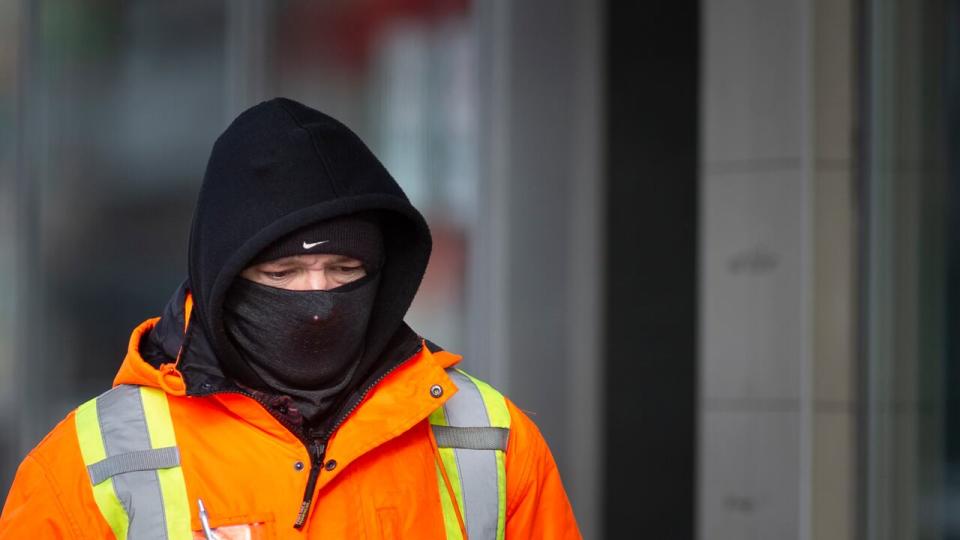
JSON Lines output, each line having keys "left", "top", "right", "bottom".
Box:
{"left": 0, "top": 0, "right": 956, "bottom": 539}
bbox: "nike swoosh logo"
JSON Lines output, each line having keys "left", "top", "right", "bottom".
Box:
{"left": 302, "top": 240, "right": 329, "bottom": 249}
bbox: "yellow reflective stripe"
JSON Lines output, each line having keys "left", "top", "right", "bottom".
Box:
{"left": 75, "top": 398, "right": 129, "bottom": 540}
{"left": 430, "top": 405, "right": 468, "bottom": 538}
{"left": 140, "top": 387, "right": 191, "bottom": 539}
{"left": 438, "top": 447, "right": 465, "bottom": 519}
{"left": 430, "top": 406, "right": 467, "bottom": 514}
{"left": 155, "top": 467, "right": 190, "bottom": 538}
{"left": 435, "top": 461, "right": 464, "bottom": 540}
{"left": 458, "top": 370, "right": 511, "bottom": 428}
{"left": 495, "top": 450, "right": 507, "bottom": 540}
{"left": 75, "top": 398, "right": 106, "bottom": 465}
{"left": 428, "top": 406, "right": 447, "bottom": 427}
{"left": 140, "top": 387, "right": 176, "bottom": 448}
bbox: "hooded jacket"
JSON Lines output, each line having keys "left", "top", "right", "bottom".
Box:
{"left": 0, "top": 99, "right": 580, "bottom": 538}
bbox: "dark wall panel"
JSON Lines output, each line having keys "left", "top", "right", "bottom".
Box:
{"left": 604, "top": 1, "right": 700, "bottom": 537}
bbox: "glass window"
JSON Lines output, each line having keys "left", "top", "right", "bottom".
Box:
{"left": 862, "top": 0, "right": 960, "bottom": 537}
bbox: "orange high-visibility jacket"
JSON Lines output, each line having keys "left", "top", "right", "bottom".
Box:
{"left": 0, "top": 311, "right": 580, "bottom": 538}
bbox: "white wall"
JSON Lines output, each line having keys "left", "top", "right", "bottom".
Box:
{"left": 698, "top": 0, "right": 858, "bottom": 538}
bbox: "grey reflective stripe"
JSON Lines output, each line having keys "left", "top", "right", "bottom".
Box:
{"left": 444, "top": 369, "right": 501, "bottom": 539}
{"left": 432, "top": 426, "right": 509, "bottom": 451}
{"left": 87, "top": 446, "right": 181, "bottom": 485}
{"left": 444, "top": 370, "right": 490, "bottom": 427}
{"left": 95, "top": 385, "right": 172, "bottom": 540}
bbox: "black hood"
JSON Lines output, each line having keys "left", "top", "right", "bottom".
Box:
{"left": 145, "top": 98, "right": 431, "bottom": 428}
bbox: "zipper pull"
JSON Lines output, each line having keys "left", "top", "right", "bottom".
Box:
{"left": 312, "top": 441, "right": 325, "bottom": 465}
{"left": 294, "top": 441, "right": 326, "bottom": 529}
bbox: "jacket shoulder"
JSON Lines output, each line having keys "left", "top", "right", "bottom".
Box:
{"left": 23, "top": 405, "right": 84, "bottom": 478}
{"left": 502, "top": 398, "right": 581, "bottom": 539}
{"left": 0, "top": 400, "right": 116, "bottom": 538}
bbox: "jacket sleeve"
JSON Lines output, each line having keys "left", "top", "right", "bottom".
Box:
{"left": 0, "top": 454, "right": 81, "bottom": 538}
{"left": 504, "top": 398, "right": 581, "bottom": 539}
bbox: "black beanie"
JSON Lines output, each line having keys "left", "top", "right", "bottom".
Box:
{"left": 250, "top": 213, "right": 384, "bottom": 270}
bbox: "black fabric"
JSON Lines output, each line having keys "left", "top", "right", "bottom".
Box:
{"left": 140, "top": 282, "right": 190, "bottom": 367}
{"left": 424, "top": 339, "right": 445, "bottom": 354}
{"left": 143, "top": 98, "right": 432, "bottom": 433}
{"left": 222, "top": 275, "right": 380, "bottom": 420}
{"left": 250, "top": 213, "right": 384, "bottom": 269}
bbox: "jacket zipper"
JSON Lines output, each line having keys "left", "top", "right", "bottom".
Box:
{"left": 294, "top": 440, "right": 326, "bottom": 529}
{"left": 291, "top": 343, "right": 422, "bottom": 527}
{"left": 201, "top": 386, "right": 326, "bottom": 529}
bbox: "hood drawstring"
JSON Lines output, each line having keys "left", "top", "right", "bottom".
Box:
{"left": 156, "top": 363, "right": 186, "bottom": 395}
{"left": 156, "top": 293, "right": 193, "bottom": 396}
{"left": 428, "top": 422, "right": 468, "bottom": 539}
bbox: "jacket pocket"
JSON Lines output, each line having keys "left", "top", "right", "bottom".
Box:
{"left": 192, "top": 512, "right": 276, "bottom": 540}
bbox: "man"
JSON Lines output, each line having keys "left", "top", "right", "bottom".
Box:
{"left": 0, "top": 98, "right": 579, "bottom": 539}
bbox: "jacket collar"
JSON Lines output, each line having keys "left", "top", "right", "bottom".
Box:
{"left": 113, "top": 292, "right": 465, "bottom": 473}
{"left": 315, "top": 343, "right": 460, "bottom": 490}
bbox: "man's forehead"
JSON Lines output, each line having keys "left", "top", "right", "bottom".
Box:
{"left": 256, "top": 253, "right": 359, "bottom": 267}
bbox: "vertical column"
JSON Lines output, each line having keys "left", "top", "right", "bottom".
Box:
{"left": 698, "top": 0, "right": 811, "bottom": 537}
{"left": 604, "top": 1, "right": 699, "bottom": 538}
{"left": 863, "top": 1, "right": 949, "bottom": 538}
{"left": 811, "top": 0, "right": 858, "bottom": 538}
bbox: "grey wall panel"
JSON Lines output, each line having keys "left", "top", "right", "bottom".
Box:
{"left": 473, "top": 0, "right": 603, "bottom": 537}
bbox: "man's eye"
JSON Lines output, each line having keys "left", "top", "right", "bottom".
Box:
{"left": 335, "top": 266, "right": 363, "bottom": 273}
{"left": 263, "top": 270, "right": 290, "bottom": 279}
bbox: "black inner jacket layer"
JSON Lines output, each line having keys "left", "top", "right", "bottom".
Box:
{"left": 139, "top": 97, "right": 432, "bottom": 439}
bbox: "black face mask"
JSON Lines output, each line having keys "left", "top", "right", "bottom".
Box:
{"left": 222, "top": 274, "right": 380, "bottom": 419}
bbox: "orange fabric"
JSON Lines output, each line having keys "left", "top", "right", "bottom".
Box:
{"left": 0, "top": 299, "right": 580, "bottom": 539}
